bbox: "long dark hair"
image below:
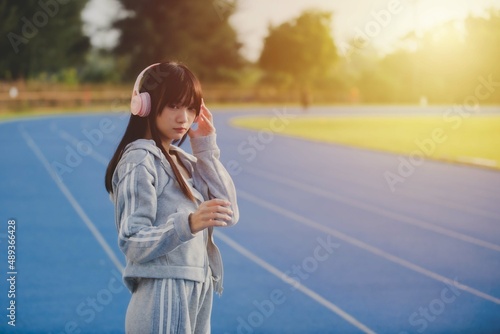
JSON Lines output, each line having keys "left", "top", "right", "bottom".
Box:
{"left": 105, "top": 61, "right": 202, "bottom": 201}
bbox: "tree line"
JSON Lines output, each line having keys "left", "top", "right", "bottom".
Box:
{"left": 1, "top": 0, "right": 499, "bottom": 104}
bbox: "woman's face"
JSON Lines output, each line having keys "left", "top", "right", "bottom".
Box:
{"left": 156, "top": 102, "right": 197, "bottom": 143}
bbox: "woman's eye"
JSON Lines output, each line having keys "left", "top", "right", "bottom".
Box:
{"left": 188, "top": 106, "right": 197, "bottom": 112}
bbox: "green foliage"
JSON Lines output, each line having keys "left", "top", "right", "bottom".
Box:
{"left": 259, "top": 10, "right": 338, "bottom": 88}
{"left": 351, "top": 8, "right": 500, "bottom": 104}
{"left": 58, "top": 67, "right": 78, "bottom": 86}
{"left": 113, "top": 0, "right": 244, "bottom": 81}
{"left": 79, "top": 49, "right": 122, "bottom": 83}
{"left": 1, "top": 2, "right": 499, "bottom": 105}
{"left": 0, "top": 0, "right": 90, "bottom": 80}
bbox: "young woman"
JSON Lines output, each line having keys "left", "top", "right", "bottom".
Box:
{"left": 105, "top": 61, "right": 239, "bottom": 333}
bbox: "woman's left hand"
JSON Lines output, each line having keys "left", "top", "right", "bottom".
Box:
{"left": 189, "top": 99, "right": 215, "bottom": 138}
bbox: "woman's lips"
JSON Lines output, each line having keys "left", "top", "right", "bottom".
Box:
{"left": 173, "top": 127, "right": 186, "bottom": 133}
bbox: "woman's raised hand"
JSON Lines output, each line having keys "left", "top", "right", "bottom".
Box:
{"left": 188, "top": 99, "right": 216, "bottom": 138}
{"left": 189, "top": 199, "right": 233, "bottom": 234}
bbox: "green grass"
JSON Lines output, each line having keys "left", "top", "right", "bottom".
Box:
{"left": 230, "top": 115, "right": 500, "bottom": 169}
{"left": 0, "top": 102, "right": 291, "bottom": 121}
{"left": 0, "top": 105, "right": 120, "bottom": 121}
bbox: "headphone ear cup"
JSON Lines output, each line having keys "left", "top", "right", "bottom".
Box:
{"left": 131, "top": 92, "right": 151, "bottom": 117}
{"left": 138, "top": 92, "right": 151, "bottom": 117}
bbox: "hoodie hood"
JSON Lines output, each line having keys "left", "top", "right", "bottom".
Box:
{"left": 124, "top": 139, "right": 196, "bottom": 162}
{"left": 121, "top": 139, "right": 197, "bottom": 178}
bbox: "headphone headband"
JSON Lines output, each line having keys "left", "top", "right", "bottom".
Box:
{"left": 130, "top": 63, "right": 160, "bottom": 117}
{"left": 132, "top": 63, "right": 161, "bottom": 97}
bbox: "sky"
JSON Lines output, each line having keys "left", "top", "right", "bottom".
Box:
{"left": 82, "top": 0, "right": 500, "bottom": 61}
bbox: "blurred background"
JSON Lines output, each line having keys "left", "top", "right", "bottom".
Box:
{"left": 1, "top": 0, "right": 500, "bottom": 112}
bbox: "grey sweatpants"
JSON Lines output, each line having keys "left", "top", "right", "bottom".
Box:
{"left": 125, "top": 269, "right": 213, "bottom": 334}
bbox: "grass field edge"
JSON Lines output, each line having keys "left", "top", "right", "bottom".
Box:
{"left": 228, "top": 116, "right": 500, "bottom": 172}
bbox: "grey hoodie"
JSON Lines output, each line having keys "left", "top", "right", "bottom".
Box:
{"left": 111, "top": 134, "right": 239, "bottom": 295}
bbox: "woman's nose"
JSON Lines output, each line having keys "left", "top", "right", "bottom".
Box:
{"left": 177, "top": 108, "right": 188, "bottom": 122}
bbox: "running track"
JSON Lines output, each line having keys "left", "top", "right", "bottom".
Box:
{"left": 0, "top": 106, "right": 499, "bottom": 333}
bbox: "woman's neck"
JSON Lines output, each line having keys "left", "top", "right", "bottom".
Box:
{"left": 145, "top": 127, "right": 190, "bottom": 179}
{"left": 144, "top": 126, "right": 171, "bottom": 152}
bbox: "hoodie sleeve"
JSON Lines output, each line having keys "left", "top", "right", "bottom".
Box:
{"left": 191, "top": 134, "right": 239, "bottom": 226}
{"left": 114, "top": 155, "right": 196, "bottom": 264}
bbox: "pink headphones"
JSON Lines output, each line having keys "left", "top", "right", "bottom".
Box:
{"left": 130, "top": 63, "right": 160, "bottom": 117}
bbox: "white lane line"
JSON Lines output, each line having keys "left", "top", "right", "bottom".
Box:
{"left": 56, "top": 120, "right": 376, "bottom": 332}
{"left": 249, "top": 163, "right": 500, "bottom": 222}
{"left": 19, "top": 124, "right": 124, "bottom": 273}
{"left": 215, "top": 231, "right": 377, "bottom": 334}
{"left": 55, "top": 128, "right": 110, "bottom": 166}
{"left": 41, "top": 119, "right": 499, "bottom": 303}
{"left": 458, "top": 156, "right": 497, "bottom": 168}
{"left": 238, "top": 190, "right": 500, "bottom": 305}
{"left": 397, "top": 188, "right": 500, "bottom": 222}
{"left": 244, "top": 166, "right": 500, "bottom": 252}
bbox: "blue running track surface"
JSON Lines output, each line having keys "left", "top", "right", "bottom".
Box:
{"left": 1, "top": 106, "right": 499, "bottom": 333}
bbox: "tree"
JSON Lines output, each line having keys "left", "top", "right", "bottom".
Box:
{"left": 353, "top": 7, "right": 500, "bottom": 104}
{"left": 258, "top": 10, "right": 338, "bottom": 106}
{"left": 0, "top": 0, "right": 90, "bottom": 80}
{"left": 112, "top": 0, "right": 244, "bottom": 81}
{"left": 461, "top": 8, "right": 500, "bottom": 103}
